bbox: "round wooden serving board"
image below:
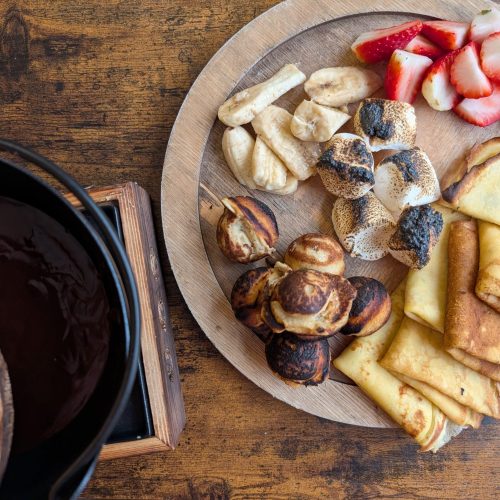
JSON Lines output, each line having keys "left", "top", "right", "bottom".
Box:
{"left": 162, "top": 0, "right": 497, "bottom": 427}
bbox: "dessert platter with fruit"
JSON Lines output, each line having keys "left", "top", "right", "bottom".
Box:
{"left": 162, "top": 0, "right": 500, "bottom": 452}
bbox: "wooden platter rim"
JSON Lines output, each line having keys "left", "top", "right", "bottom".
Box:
{"left": 161, "top": 0, "right": 491, "bottom": 427}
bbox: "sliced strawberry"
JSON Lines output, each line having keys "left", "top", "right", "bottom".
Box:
{"left": 385, "top": 49, "right": 433, "bottom": 103}
{"left": 405, "top": 34, "right": 444, "bottom": 59}
{"left": 454, "top": 84, "right": 500, "bottom": 126}
{"left": 470, "top": 8, "right": 500, "bottom": 43}
{"left": 421, "top": 20, "right": 469, "bottom": 50}
{"left": 450, "top": 41, "right": 493, "bottom": 98}
{"left": 352, "top": 20, "right": 422, "bottom": 63}
{"left": 421, "top": 50, "right": 461, "bottom": 111}
{"left": 480, "top": 32, "right": 500, "bottom": 82}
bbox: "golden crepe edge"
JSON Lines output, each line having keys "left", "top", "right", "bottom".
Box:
{"left": 445, "top": 219, "right": 500, "bottom": 367}
{"left": 395, "top": 373, "right": 483, "bottom": 429}
{"left": 476, "top": 220, "right": 500, "bottom": 314}
{"left": 441, "top": 153, "right": 500, "bottom": 225}
{"left": 446, "top": 347, "right": 500, "bottom": 383}
{"left": 381, "top": 316, "right": 500, "bottom": 419}
{"left": 334, "top": 281, "right": 464, "bottom": 452}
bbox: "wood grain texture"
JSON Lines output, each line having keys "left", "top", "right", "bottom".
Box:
{"left": 162, "top": 0, "right": 499, "bottom": 427}
{"left": 0, "top": 1, "right": 498, "bottom": 499}
{"left": 67, "top": 183, "right": 185, "bottom": 459}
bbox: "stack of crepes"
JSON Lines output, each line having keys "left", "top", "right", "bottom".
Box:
{"left": 334, "top": 137, "right": 500, "bottom": 452}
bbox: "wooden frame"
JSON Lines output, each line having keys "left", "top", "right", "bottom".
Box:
{"left": 67, "top": 182, "right": 185, "bottom": 460}
{"left": 161, "top": 0, "right": 493, "bottom": 427}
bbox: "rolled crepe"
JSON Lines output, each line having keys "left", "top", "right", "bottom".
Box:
{"left": 334, "top": 281, "right": 463, "bottom": 452}
{"left": 476, "top": 221, "right": 500, "bottom": 313}
{"left": 404, "top": 204, "right": 466, "bottom": 332}
{"left": 442, "top": 153, "right": 500, "bottom": 226}
{"left": 381, "top": 316, "right": 500, "bottom": 418}
{"left": 445, "top": 220, "right": 500, "bottom": 371}
{"left": 395, "top": 373, "right": 482, "bottom": 428}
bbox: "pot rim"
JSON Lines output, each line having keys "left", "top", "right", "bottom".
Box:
{"left": 0, "top": 140, "right": 141, "bottom": 499}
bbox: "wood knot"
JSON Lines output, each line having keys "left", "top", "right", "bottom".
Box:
{"left": 0, "top": 8, "right": 29, "bottom": 82}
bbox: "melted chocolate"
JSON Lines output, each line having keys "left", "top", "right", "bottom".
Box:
{"left": 0, "top": 197, "right": 110, "bottom": 453}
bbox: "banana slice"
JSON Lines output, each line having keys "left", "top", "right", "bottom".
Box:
{"left": 304, "top": 67, "right": 382, "bottom": 107}
{"left": 252, "top": 105, "right": 320, "bottom": 181}
{"left": 290, "top": 100, "right": 351, "bottom": 142}
{"left": 268, "top": 173, "right": 299, "bottom": 195}
{"left": 218, "top": 64, "right": 306, "bottom": 127}
{"left": 252, "top": 137, "right": 287, "bottom": 190}
{"left": 222, "top": 126, "right": 257, "bottom": 188}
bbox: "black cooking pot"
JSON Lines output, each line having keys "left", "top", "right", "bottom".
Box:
{"left": 0, "top": 141, "right": 141, "bottom": 499}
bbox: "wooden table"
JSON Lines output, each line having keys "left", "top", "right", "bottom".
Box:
{"left": 0, "top": 1, "right": 498, "bottom": 498}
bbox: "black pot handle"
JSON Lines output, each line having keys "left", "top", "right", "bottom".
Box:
{"left": 0, "top": 140, "right": 141, "bottom": 499}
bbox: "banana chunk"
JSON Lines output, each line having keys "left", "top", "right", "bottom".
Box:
{"left": 252, "top": 105, "right": 320, "bottom": 181}
{"left": 218, "top": 64, "right": 306, "bottom": 127}
{"left": 291, "top": 100, "right": 350, "bottom": 142}
{"left": 222, "top": 126, "right": 257, "bottom": 188}
{"left": 305, "top": 67, "right": 382, "bottom": 107}
{"left": 252, "top": 137, "right": 287, "bottom": 191}
{"left": 268, "top": 172, "right": 299, "bottom": 195}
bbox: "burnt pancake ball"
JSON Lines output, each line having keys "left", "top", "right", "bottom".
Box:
{"left": 265, "top": 332, "right": 330, "bottom": 386}
{"left": 341, "top": 276, "right": 391, "bottom": 337}
{"left": 217, "top": 196, "right": 279, "bottom": 263}
{"left": 231, "top": 267, "right": 272, "bottom": 342}
{"left": 268, "top": 269, "right": 356, "bottom": 337}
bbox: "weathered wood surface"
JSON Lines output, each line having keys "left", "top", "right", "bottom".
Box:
{"left": 0, "top": 1, "right": 498, "bottom": 498}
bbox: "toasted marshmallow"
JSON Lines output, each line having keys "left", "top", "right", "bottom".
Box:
{"left": 354, "top": 98, "right": 416, "bottom": 152}
{"left": 373, "top": 148, "right": 441, "bottom": 216}
{"left": 317, "top": 133, "right": 375, "bottom": 199}
{"left": 332, "top": 191, "right": 396, "bottom": 261}
{"left": 389, "top": 204, "right": 444, "bottom": 269}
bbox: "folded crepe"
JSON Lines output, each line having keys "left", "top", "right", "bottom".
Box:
{"left": 380, "top": 316, "right": 500, "bottom": 418}
{"left": 442, "top": 153, "right": 500, "bottom": 226}
{"left": 476, "top": 220, "right": 500, "bottom": 313}
{"left": 439, "top": 137, "right": 500, "bottom": 197}
{"left": 395, "top": 373, "right": 482, "bottom": 428}
{"left": 334, "top": 281, "right": 464, "bottom": 452}
{"left": 445, "top": 220, "right": 500, "bottom": 376}
{"left": 404, "top": 204, "right": 466, "bottom": 333}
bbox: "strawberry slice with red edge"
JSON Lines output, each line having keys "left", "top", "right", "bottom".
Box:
{"left": 351, "top": 20, "right": 422, "bottom": 63}
{"left": 450, "top": 41, "right": 493, "bottom": 98}
{"left": 405, "top": 34, "right": 444, "bottom": 59}
{"left": 470, "top": 8, "right": 500, "bottom": 43}
{"left": 385, "top": 49, "right": 433, "bottom": 103}
{"left": 480, "top": 32, "right": 500, "bottom": 82}
{"left": 421, "top": 20, "right": 469, "bottom": 50}
{"left": 421, "top": 50, "right": 461, "bottom": 111}
{"left": 454, "top": 84, "right": 500, "bottom": 126}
